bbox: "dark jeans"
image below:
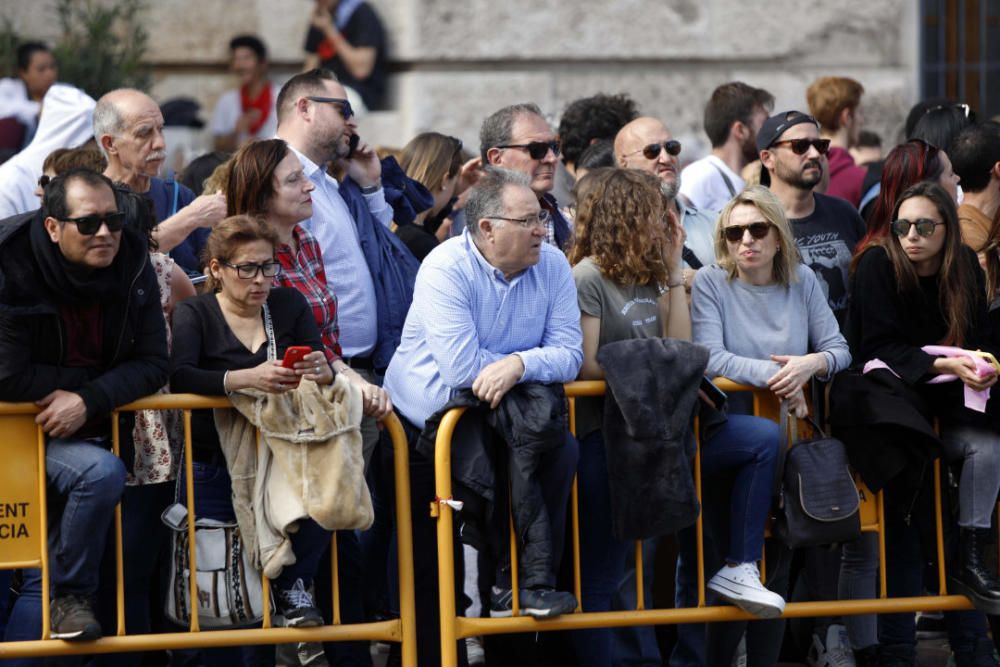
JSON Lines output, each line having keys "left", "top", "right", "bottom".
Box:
{"left": 395, "top": 411, "right": 578, "bottom": 667}
{"left": 3, "top": 438, "right": 126, "bottom": 666}
{"left": 879, "top": 475, "right": 988, "bottom": 660}
{"left": 570, "top": 430, "right": 629, "bottom": 667}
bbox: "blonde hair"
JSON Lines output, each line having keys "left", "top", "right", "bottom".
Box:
{"left": 715, "top": 185, "right": 801, "bottom": 286}
{"left": 399, "top": 132, "right": 463, "bottom": 193}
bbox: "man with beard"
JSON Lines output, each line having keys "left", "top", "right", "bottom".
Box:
{"left": 759, "top": 110, "right": 865, "bottom": 327}
{"left": 680, "top": 81, "right": 774, "bottom": 214}
{"left": 481, "top": 103, "right": 573, "bottom": 251}
{"left": 94, "top": 89, "right": 227, "bottom": 275}
{"left": 615, "top": 116, "right": 717, "bottom": 291}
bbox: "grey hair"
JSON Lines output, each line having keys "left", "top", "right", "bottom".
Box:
{"left": 464, "top": 167, "right": 531, "bottom": 237}
{"left": 92, "top": 92, "right": 130, "bottom": 159}
{"left": 479, "top": 102, "right": 544, "bottom": 163}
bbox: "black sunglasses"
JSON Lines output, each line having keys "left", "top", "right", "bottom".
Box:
{"left": 305, "top": 96, "right": 354, "bottom": 120}
{"left": 627, "top": 140, "right": 682, "bottom": 161}
{"left": 221, "top": 260, "right": 281, "bottom": 279}
{"left": 891, "top": 218, "right": 943, "bottom": 238}
{"left": 60, "top": 212, "right": 126, "bottom": 235}
{"left": 496, "top": 141, "right": 560, "bottom": 160}
{"left": 38, "top": 174, "right": 51, "bottom": 189}
{"left": 723, "top": 221, "right": 772, "bottom": 243}
{"left": 770, "top": 138, "right": 831, "bottom": 156}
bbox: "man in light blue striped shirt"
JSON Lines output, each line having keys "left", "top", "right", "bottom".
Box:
{"left": 384, "top": 169, "right": 582, "bottom": 659}
{"left": 384, "top": 169, "right": 583, "bottom": 428}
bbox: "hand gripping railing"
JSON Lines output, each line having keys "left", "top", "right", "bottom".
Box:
{"left": 431, "top": 380, "right": 976, "bottom": 667}
{"left": 0, "top": 394, "right": 416, "bottom": 665}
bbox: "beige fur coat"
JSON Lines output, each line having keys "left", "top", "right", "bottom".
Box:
{"left": 213, "top": 374, "right": 372, "bottom": 579}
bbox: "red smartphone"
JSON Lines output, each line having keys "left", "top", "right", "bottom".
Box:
{"left": 281, "top": 346, "right": 312, "bottom": 369}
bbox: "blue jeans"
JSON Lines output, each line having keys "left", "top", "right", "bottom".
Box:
{"left": 2, "top": 438, "right": 126, "bottom": 665}
{"left": 570, "top": 431, "right": 629, "bottom": 667}
{"left": 700, "top": 415, "right": 779, "bottom": 564}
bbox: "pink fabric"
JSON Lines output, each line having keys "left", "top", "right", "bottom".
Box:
{"left": 863, "top": 346, "right": 996, "bottom": 413}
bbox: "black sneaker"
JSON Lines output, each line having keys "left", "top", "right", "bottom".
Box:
{"left": 274, "top": 578, "right": 323, "bottom": 628}
{"left": 489, "top": 586, "right": 577, "bottom": 619}
{"left": 50, "top": 594, "right": 101, "bottom": 641}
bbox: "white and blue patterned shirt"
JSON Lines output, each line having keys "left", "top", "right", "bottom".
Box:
{"left": 383, "top": 231, "right": 583, "bottom": 429}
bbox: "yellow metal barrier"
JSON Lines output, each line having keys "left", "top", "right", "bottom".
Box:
{"left": 432, "top": 380, "right": 974, "bottom": 667}
{"left": 0, "top": 395, "right": 416, "bottom": 665}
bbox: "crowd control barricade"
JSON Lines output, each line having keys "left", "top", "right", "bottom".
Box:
{"left": 0, "top": 394, "right": 416, "bottom": 665}
{"left": 432, "top": 380, "right": 976, "bottom": 667}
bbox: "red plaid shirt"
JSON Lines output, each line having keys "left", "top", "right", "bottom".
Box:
{"left": 274, "top": 225, "right": 342, "bottom": 362}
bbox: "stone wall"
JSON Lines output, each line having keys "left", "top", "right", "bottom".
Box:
{"left": 5, "top": 0, "right": 919, "bottom": 164}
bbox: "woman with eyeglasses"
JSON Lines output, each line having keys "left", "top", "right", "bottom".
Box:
{"left": 170, "top": 216, "right": 338, "bottom": 644}
{"left": 397, "top": 132, "right": 475, "bottom": 261}
{"left": 832, "top": 181, "right": 1000, "bottom": 663}
{"left": 691, "top": 185, "right": 850, "bottom": 666}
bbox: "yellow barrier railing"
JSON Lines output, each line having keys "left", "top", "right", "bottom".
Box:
{"left": 432, "top": 380, "right": 974, "bottom": 667}
{"left": 0, "top": 395, "right": 416, "bottom": 665}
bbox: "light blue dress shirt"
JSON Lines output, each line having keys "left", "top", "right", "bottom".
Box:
{"left": 289, "top": 145, "right": 391, "bottom": 358}
{"left": 383, "top": 231, "right": 583, "bottom": 429}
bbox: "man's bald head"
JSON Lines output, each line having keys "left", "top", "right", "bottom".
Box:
{"left": 93, "top": 89, "right": 167, "bottom": 182}
{"left": 614, "top": 117, "right": 681, "bottom": 198}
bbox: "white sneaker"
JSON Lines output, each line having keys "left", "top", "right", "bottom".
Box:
{"left": 707, "top": 562, "right": 785, "bottom": 619}
{"left": 807, "top": 624, "right": 855, "bottom": 667}
{"left": 466, "top": 636, "right": 486, "bottom": 666}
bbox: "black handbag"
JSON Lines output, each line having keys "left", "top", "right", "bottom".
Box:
{"left": 772, "top": 402, "right": 861, "bottom": 548}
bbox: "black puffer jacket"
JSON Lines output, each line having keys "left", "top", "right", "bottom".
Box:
{"left": 0, "top": 211, "right": 168, "bottom": 424}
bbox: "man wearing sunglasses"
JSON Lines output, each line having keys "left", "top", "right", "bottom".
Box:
{"left": 806, "top": 76, "right": 868, "bottom": 208}
{"left": 759, "top": 111, "right": 865, "bottom": 328}
{"left": 615, "top": 116, "right": 718, "bottom": 286}
{"left": 0, "top": 168, "right": 168, "bottom": 643}
{"left": 482, "top": 103, "right": 573, "bottom": 251}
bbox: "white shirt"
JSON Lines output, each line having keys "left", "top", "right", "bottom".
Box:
{"left": 209, "top": 84, "right": 278, "bottom": 145}
{"left": 289, "top": 145, "right": 391, "bottom": 358}
{"left": 680, "top": 155, "right": 745, "bottom": 215}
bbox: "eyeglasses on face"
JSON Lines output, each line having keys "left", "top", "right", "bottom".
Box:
{"left": 305, "top": 96, "right": 354, "bottom": 120}
{"left": 891, "top": 218, "right": 944, "bottom": 238}
{"left": 60, "top": 212, "right": 127, "bottom": 235}
{"left": 626, "top": 140, "right": 682, "bottom": 161}
{"left": 770, "top": 138, "right": 831, "bottom": 156}
{"left": 491, "top": 209, "right": 552, "bottom": 229}
{"left": 495, "top": 141, "right": 560, "bottom": 160}
{"left": 723, "top": 221, "right": 773, "bottom": 243}
{"left": 221, "top": 260, "right": 282, "bottom": 279}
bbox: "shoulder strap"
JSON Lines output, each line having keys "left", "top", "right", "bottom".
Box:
{"left": 170, "top": 179, "right": 180, "bottom": 217}
{"left": 710, "top": 161, "right": 738, "bottom": 197}
{"left": 775, "top": 401, "right": 826, "bottom": 497}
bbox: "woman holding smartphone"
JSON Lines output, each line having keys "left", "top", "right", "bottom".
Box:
{"left": 171, "top": 216, "right": 336, "bottom": 632}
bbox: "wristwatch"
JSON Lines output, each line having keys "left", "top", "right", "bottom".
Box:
{"left": 360, "top": 180, "right": 382, "bottom": 194}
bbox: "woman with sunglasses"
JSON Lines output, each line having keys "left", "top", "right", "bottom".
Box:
{"left": 397, "top": 132, "right": 474, "bottom": 260}
{"left": 170, "top": 216, "right": 338, "bottom": 651}
{"left": 691, "top": 185, "right": 850, "bottom": 666}
{"left": 834, "top": 181, "right": 1000, "bottom": 663}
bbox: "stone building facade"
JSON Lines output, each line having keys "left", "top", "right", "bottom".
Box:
{"left": 6, "top": 0, "right": 918, "bottom": 164}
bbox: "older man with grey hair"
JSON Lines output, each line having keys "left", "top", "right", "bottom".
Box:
{"left": 481, "top": 103, "right": 573, "bottom": 250}
{"left": 384, "top": 167, "right": 582, "bottom": 665}
{"left": 94, "top": 88, "right": 226, "bottom": 274}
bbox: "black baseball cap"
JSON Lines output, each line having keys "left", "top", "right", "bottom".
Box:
{"left": 756, "top": 110, "right": 820, "bottom": 153}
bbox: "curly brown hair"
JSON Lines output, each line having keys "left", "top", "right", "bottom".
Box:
{"left": 568, "top": 168, "right": 671, "bottom": 287}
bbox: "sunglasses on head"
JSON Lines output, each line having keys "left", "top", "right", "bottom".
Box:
{"left": 305, "top": 96, "right": 354, "bottom": 120}
{"left": 496, "top": 141, "right": 560, "bottom": 160}
{"left": 770, "top": 138, "right": 831, "bottom": 156}
{"left": 627, "top": 140, "right": 682, "bottom": 161}
{"left": 891, "top": 218, "right": 944, "bottom": 238}
{"left": 723, "top": 221, "right": 772, "bottom": 243}
{"left": 60, "top": 212, "right": 126, "bottom": 235}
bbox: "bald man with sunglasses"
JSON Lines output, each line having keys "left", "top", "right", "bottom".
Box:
{"left": 759, "top": 111, "right": 866, "bottom": 328}
{"left": 615, "top": 116, "right": 718, "bottom": 292}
